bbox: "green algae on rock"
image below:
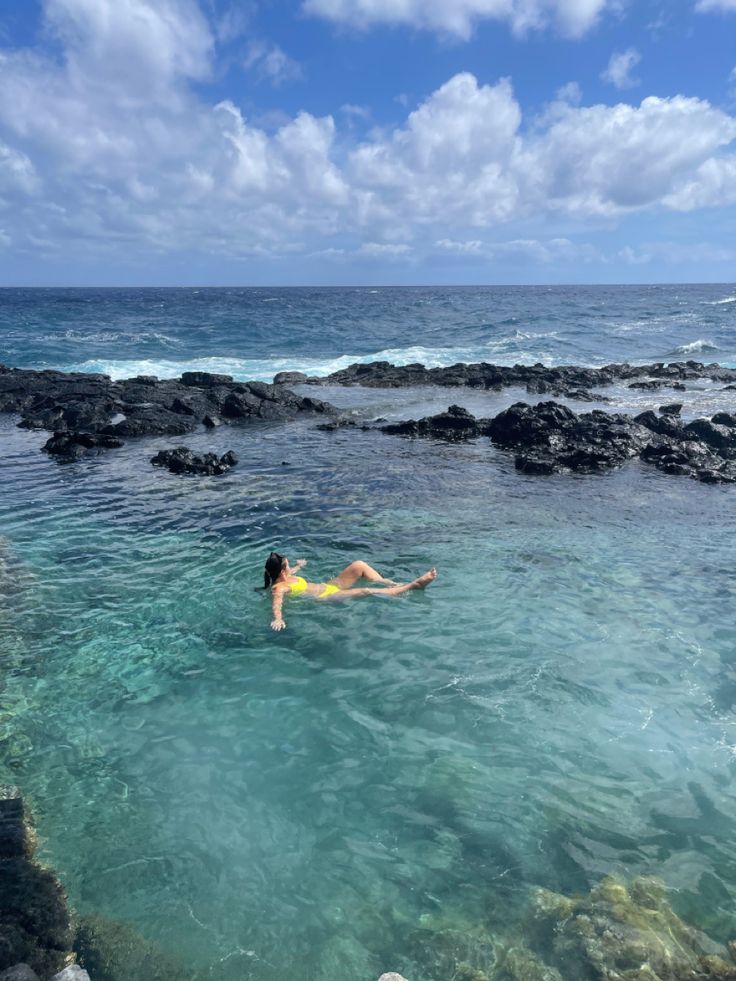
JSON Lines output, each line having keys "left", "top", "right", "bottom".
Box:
{"left": 526, "top": 876, "right": 736, "bottom": 981}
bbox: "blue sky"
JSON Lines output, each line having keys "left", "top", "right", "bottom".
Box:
{"left": 0, "top": 0, "right": 735, "bottom": 285}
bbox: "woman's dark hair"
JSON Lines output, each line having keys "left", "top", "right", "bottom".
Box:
{"left": 263, "top": 551, "right": 286, "bottom": 589}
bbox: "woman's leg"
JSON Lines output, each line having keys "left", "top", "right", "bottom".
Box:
{"left": 319, "top": 568, "right": 437, "bottom": 600}
{"left": 331, "top": 559, "right": 397, "bottom": 589}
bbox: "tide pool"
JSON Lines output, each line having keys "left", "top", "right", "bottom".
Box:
{"left": 1, "top": 383, "right": 735, "bottom": 978}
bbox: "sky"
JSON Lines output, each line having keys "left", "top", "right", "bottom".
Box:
{"left": 0, "top": 0, "right": 735, "bottom": 285}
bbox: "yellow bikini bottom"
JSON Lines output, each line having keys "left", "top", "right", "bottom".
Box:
{"left": 319, "top": 583, "right": 341, "bottom": 598}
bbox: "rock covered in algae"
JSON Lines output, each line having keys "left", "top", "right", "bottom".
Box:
{"left": 0, "top": 788, "right": 73, "bottom": 978}
{"left": 73, "top": 914, "right": 189, "bottom": 981}
{"left": 527, "top": 876, "right": 736, "bottom": 981}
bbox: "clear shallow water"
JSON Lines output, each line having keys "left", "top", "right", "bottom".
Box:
{"left": 1, "top": 287, "right": 736, "bottom": 979}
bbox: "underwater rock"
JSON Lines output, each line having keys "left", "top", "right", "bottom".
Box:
{"left": 50, "top": 967, "right": 90, "bottom": 981}
{"left": 377, "top": 974, "right": 410, "bottom": 981}
{"left": 42, "top": 432, "right": 124, "bottom": 459}
{"left": 0, "top": 967, "right": 40, "bottom": 981}
{"left": 74, "top": 914, "right": 188, "bottom": 981}
{"left": 526, "top": 876, "right": 736, "bottom": 981}
{"left": 0, "top": 789, "right": 73, "bottom": 978}
{"left": 150, "top": 447, "right": 238, "bottom": 475}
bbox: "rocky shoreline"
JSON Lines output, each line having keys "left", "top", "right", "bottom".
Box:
{"left": 277, "top": 356, "right": 736, "bottom": 397}
{"left": 1, "top": 360, "right": 735, "bottom": 483}
{"left": 4, "top": 783, "right": 736, "bottom": 980}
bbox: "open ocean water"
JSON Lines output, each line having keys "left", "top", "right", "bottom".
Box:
{"left": 1, "top": 285, "right": 735, "bottom": 979}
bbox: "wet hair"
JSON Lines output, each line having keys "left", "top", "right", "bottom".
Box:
{"left": 263, "top": 551, "right": 286, "bottom": 589}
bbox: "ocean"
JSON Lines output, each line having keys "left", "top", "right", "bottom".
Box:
{"left": 1, "top": 285, "right": 735, "bottom": 979}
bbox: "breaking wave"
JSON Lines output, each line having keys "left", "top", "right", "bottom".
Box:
{"left": 671, "top": 339, "right": 719, "bottom": 355}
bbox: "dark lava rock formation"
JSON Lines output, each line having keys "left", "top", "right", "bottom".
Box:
{"left": 0, "top": 366, "right": 334, "bottom": 444}
{"left": 303, "top": 358, "right": 736, "bottom": 394}
{"left": 151, "top": 447, "right": 238, "bottom": 476}
{"left": 378, "top": 401, "right": 736, "bottom": 483}
{"left": 42, "top": 433, "right": 124, "bottom": 459}
{"left": 0, "top": 788, "right": 73, "bottom": 978}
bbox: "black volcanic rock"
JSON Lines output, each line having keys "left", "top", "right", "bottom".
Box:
{"left": 151, "top": 447, "right": 238, "bottom": 476}
{"left": 659, "top": 403, "right": 683, "bottom": 415}
{"left": 382, "top": 404, "right": 489, "bottom": 440}
{"left": 313, "top": 358, "right": 736, "bottom": 391}
{"left": 377, "top": 399, "right": 736, "bottom": 483}
{"left": 43, "top": 432, "right": 124, "bottom": 459}
{"left": 0, "top": 366, "right": 335, "bottom": 440}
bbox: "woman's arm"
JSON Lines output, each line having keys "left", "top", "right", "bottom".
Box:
{"left": 271, "top": 586, "right": 286, "bottom": 631}
{"left": 291, "top": 558, "right": 307, "bottom": 572}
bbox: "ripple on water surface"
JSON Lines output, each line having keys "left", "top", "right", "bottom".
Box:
{"left": 1, "top": 393, "right": 736, "bottom": 979}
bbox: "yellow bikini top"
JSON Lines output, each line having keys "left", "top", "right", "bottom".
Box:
{"left": 287, "top": 576, "right": 308, "bottom": 595}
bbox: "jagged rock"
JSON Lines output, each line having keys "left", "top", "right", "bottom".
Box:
{"left": 314, "top": 359, "right": 736, "bottom": 391}
{"left": 274, "top": 371, "right": 308, "bottom": 385}
{"left": 151, "top": 447, "right": 238, "bottom": 476}
{"left": 684, "top": 418, "right": 735, "bottom": 451}
{"left": 0, "top": 966, "right": 40, "bottom": 981}
{"left": 527, "top": 876, "right": 736, "bottom": 981}
{"left": 202, "top": 415, "right": 222, "bottom": 428}
{"left": 180, "top": 371, "right": 233, "bottom": 386}
{"left": 378, "top": 401, "right": 736, "bottom": 483}
{"left": 51, "top": 967, "right": 90, "bottom": 981}
{"left": 0, "top": 789, "right": 73, "bottom": 978}
{"left": 42, "top": 432, "right": 124, "bottom": 459}
{"left": 659, "top": 403, "right": 683, "bottom": 415}
{"left": 712, "top": 412, "right": 736, "bottom": 428}
{"left": 0, "top": 366, "right": 335, "bottom": 441}
{"left": 382, "top": 405, "right": 489, "bottom": 440}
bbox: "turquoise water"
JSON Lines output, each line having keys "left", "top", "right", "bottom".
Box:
{"left": 1, "top": 286, "right": 736, "bottom": 977}
{"left": 2, "top": 386, "right": 736, "bottom": 978}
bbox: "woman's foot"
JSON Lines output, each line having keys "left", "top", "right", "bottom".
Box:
{"left": 413, "top": 568, "right": 437, "bottom": 589}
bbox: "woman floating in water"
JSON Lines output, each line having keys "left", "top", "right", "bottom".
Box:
{"left": 264, "top": 552, "right": 437, "bottom": 631}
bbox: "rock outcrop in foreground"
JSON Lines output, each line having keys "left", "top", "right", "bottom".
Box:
{"left": 0, "top": 366, "right": 333, "bottom": 454}
{"left": 0, "top": 787, "right": 74, "bottom": 978}
{"left": 379, "top": 402, "right": 736, "bottom": 483}
{"left": 398, "top": 876, "right": 736, "bottom": 981}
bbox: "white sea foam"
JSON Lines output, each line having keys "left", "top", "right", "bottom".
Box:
{"left": 706, "top": 296, "right": 736, "bottom": 305}
{"left": 60, "top": 338, "right": 562, "bottom": 383}
{"left": 671, "top": 339, "right": 719, "bottom": 355}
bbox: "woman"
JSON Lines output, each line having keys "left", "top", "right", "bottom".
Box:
{"left": 263, "top": 552, "right": 437, "bottom": 631}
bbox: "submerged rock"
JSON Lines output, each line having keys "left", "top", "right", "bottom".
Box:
{"left": 150, "top": 447, "right": 238, "bottom": 476}
{"left": 0, "top": 966, "right": 40, "bottom": 981}
{"left": 526, "top": 876, "right": 736, "bottom": 981}
{"left": 0, "top": 789, "right": 73, "bottom": 978}
{"left": 74, "top": 914, "right": 188, "bottom": 981}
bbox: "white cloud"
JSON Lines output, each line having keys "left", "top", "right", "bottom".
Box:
{"left": 601, "top": 48, "right": 641, "bottom": 89}
{"left": 0, "top": 3, "right": 735, "bottom": 267}
{"left": 358, "top": 242, "right": 412, "bottom": 255}
{"left": 0, "top": 143, "right": 38, "bottom": 194}
{"left": 695, "top": 0, "right": 736, "bottom": 12}
{"left": 243, "top": 41, "right": 302, "bottom": 86}
{"left": 303, "top": 0, "right": 617, "bottom": 39}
